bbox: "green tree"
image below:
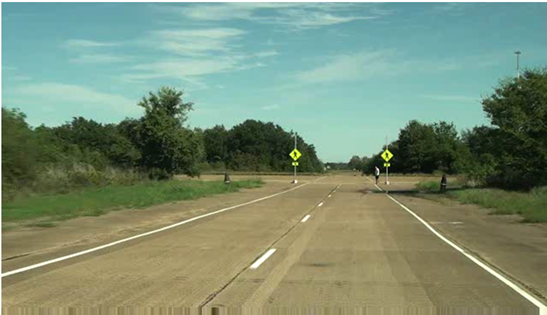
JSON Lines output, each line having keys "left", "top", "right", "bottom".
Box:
{"left": 481, "top": 68, "right": 547, "bottom": 188}
{"left": 348, "top": 155, "right": 362, "bottom": 170}
{"left": 136, "top": 87, "right": 200, "bottom": 178}
{"left": 2, "top": 108, "right": 38, "bottom": 186}
{"left": 203, "top": 125, "right": 229, "bottom": 165}
{"left": 397, "top": 120, "right": 437, "bottom": 173}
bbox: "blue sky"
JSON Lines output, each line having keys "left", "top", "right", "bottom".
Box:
{"left": 2, "top": 2, "right": 547, "bottom": 162}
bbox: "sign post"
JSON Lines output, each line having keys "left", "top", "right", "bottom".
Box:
{"left": 289, "top": 134, "right": 302, "bottom": 184}
{"left": 381, "top": 149, "right": 393, "bottom": 185}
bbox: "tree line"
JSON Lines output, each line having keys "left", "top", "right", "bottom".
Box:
{"left": 349, "top": 68, "right": 547, "bottom": 190}
{"left": 2, "top": 87, "right": 324, "bottom": 198}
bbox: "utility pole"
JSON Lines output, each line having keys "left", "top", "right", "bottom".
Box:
{"left": 385, "top": 136, "right": 390, "bottom": 185}
{"left": 515, "top": 51, "right": 521, "bottom": 80}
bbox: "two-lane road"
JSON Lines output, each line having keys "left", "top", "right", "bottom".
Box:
{"left": 2, "top": 176, "right": 543, "bottom": 313}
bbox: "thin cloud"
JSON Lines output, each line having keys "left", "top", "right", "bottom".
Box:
{"left": 147, "top": 28, "right": 246, "bottom": 56}
{"left": 262, "top": 104, "right": 280, "bottom": 111}
{"left": 294, "top": 50, "right": 400, "bottom": 84}
{"left": 9, "top": 82, "right": 140, "bottom": 115}
{"left": 64, "top": 39, "right": 119, "bottom": 49}
{"left": 121, "top": 58, "right": 239, "bottom": 85}
{"left": 164, "top": 3, "right": 385, "bottom": 30}
{"left": 420, "top": 94, "right": 480, "bottom": 102}
{"left": 69, "top": 53, "right": 130, "bottom": 64}
{"left": 255, "top": 50, "right": 279, "bottom": 58}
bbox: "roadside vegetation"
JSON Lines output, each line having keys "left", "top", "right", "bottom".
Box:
{"left": 415, "top": 182, "right": 547, "bottom": 223}
{"left": 2, "top": 179, "right": 262, "bottom": 228}
{"left": 344, "top": 68, "right": 547, "bottom": 192}
{"left": 3, "top": 87, "right": 322, "bottom": 200}
{"left": 339, "top": 68, "right": 547, "bottom": 223}
{"left": 2, "top": 86, "right": 319, "bottom": 227}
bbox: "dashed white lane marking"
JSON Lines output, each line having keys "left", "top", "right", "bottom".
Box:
{"left": 318, "top": 202, "right": 324, "bottom": 207}
{"left": 328, "top": 194, "right": 332, "bottom": 198}
{"left": 382, "top": 191, "right": 547, "bottom": 314}
{"left": 250, "top": 249, "right": 276, "bottom": 269}
{"left": 2, "top": 183, "right": 311, "bottom": 278}
{"left": 301, "top": 215, "right": 311, "bottom": 223}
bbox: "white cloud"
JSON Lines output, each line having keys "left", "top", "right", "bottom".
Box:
{"left": 124, "top": 58, "right": 238, "bottom": 81}
{"left": 262, "top": 104, "right": 280, "bottom": 111}
{"left": 262, "top": 10, "right": 377, "bottom": 30}
{"left": 254, "top": 50, "right": 279, "bottom": 58}
{"left": 295, "top": 50, "right": 400, "bottom": 84}
{"left": 147, "top": 28, "right": 245, "bottom": 56}
{"left": 126, "top": 28, "right": 271, "bottom": 85}
{"left": 420, "top": 94, "right": 480, "bottom": 102}
{"left": 8, "top": 83, "right": 140, "bottom": 115}
{"left": 69, "top": 53, "right": 130, "bottom": 64}
{"left": 163, "top": 3, "right": 383, "bottom": 30}
{"left": 64, "top": 39, "right": 118, "bottom": 49}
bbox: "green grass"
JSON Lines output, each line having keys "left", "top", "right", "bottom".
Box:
{"left": 416, "top": 181, "right": 441, "bottom": 192}
{"left": 449, "top": 187, "right": 547, "bottom": 223}
{"left": 415, "top": 177, "right": 468, "bottom": 193}
{"left": 414, "top": 182, "right": 547, "bottom": 223}
{"left": 2, "top": 179, "right": 263, "bottom": 224}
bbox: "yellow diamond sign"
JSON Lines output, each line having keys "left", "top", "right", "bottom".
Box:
{"left": 290, "top": 149, "right": 302, "bottom": 161}
{"left": 381, "top": 149, "right": 393, "bottom": 162}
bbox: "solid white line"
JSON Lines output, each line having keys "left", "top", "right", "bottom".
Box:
{"left": 1, "top": 183, "right": 310, "bottom": 278}
{"left": 250, "top": 249, "right": 276, "bottom": 269}
{"left": 385, "top": 194, "right": 547, "bottom": 314}
{"left": 301, "top": 215, "right": 311, "bottom": 223}
{"left": 314, "top": 176, "right": 327, "bottom": 182}
{"left": 318, "top": 202, "right": 324, "bottom": 207}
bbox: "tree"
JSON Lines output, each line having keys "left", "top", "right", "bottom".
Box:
{"left": 348, "top": 155, "right": 362, "bottom": 171}
{"left": 2, "top": 108, "right": 38, "bottom": 186}
{"left": 397, "top": 120, "right": 437, "bottom": 173}
{"left": 136, "top": 87, "right": 200, "bottom": 178}
{"left": 203, "top": 125, "right": 229, "bottom": 165}
{"left": 480, "top": 68, "right": 547, "bottom": 188}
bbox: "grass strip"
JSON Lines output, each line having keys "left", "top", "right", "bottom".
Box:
{"left": 2, "top": 179, "right": 263, "bottom": 224}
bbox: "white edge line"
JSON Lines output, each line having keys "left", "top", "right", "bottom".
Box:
{"left": 249, "top": 248, "right": 276, "bottom": 269}
{"left": 318, "top": 202, "right": 324, "bottom": 207}
{"left": 301, "top": 215, "right": 311, "bottom": 223}
{"left": 1, "top": 183, "right": 310, "bottom": 278}
{"left": 314, "top": 176, "right": 327, "bottom": 182}
{"left": 385, "top": 193, "right": 547, "bottom": 314}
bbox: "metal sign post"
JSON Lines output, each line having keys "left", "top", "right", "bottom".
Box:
{"left": 381, "top": 141, "right": 393, "bottom": 186}
{"left": 289, "top": 133, "right": 302, "bottom": 184}
{"left": 294, "top": 133, "right": 297, "bottom": 181}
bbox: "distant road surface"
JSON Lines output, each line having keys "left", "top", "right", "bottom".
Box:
{"left": 2, "top": 175, "right": 544, "bottom": 313}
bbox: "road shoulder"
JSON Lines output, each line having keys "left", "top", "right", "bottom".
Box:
{"left": 390, "top": 193, "right": 547, "bottom": 304}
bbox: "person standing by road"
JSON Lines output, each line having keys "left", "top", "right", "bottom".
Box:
{"left": 374, "top": 166, "right": 380, "bottom": 184}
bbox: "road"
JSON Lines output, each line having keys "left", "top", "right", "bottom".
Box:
{"left": 1, "top": 175, "right": 543, "bottom": 313}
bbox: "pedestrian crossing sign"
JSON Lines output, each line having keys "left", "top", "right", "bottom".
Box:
{"left": 290, "top": 149, "right": 302, "bottom": 161}
{"left": 381, "top": 149, "right": 393, "bottom": 162}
